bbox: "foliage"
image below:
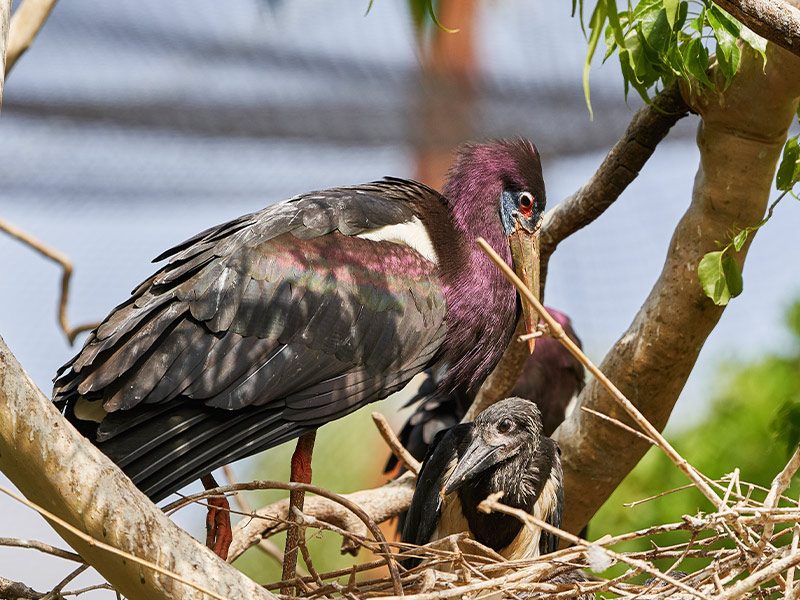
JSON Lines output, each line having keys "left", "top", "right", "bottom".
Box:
{"left": 578, "top": 0, "right": 766, "bottom": 113}
{"left": 592, "top": 299, "right": 800, "bottom": 569}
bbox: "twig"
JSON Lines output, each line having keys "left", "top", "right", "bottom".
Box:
{"left": 786, "top": 523, "right": 800, "bottom": 600}
{"left": 477, "top": 237, "right": 722, "bottom": 510}
{"left": 579, "top": 406, "right": 656, "bottom": 445}
{"left": 716, "top": 546, "right": 800, "bottom": 600}
{"left": 0, "top": 537, "right": 83, "bottom": 562}
{"left": 0, "top": 219, "right": 98, "bottom": 344}
{"left": 41, "top": 564, "right": 89, "bottom": 600}
{"left": 479, "top": 495, "right": 713, "bottom": 600}
{"left": 372, "top": 412, "right": 421, "bottom": 475}
{"left": 163, "top": 479, "right": 403, "bottom": 596}
{"left": 759, "top": 446, "right": 800, "bottom": 550}
{"left": 5, "top": 0, "right": 58, "bottom": 74}
{"left": 220, "top": 465, "right": 293, "bottom": 570}
{"left": 0, "top": 484, "right": 229, "bottom": 600}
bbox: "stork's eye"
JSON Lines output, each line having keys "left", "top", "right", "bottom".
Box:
{"left": 497, "top": 418, "right": 515, "bottom": 434}
{"left": 518, "top": 192, "right": 534, "bottom": 217}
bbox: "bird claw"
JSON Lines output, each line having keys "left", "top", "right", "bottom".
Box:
{"left": 205, "top": 496, "right": 232, "bottom": 560}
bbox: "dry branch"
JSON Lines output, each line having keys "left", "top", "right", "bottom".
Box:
{"left": 0, "top": 219, "right": 99, "bottom": 344}
{"left": 5, "top": 0, "right": 57, "bottom": 75}
{"left": 229, "top": 473, "right": 415, "bottom": 561}
{"left": 715, "top": 0, "right": 800, "bottom": 60}
{"left": 0, "top": 334, "right": 276, "bottom": 600}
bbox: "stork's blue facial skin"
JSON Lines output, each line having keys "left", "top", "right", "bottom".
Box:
{"left": 500, "top": 189, "right": 543, "bottom": 236}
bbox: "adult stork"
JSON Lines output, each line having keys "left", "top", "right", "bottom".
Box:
{"left": 402, "top": 398, "right": 563, "bottom": 562}
{"left": 52, "top": 139, "right": 545, "bottom": 559}
{"left": 388, "top": 308, "right": 583, "bottom": 472}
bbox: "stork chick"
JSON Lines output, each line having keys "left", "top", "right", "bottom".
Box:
{"left": 402, "top": 398, "right": 562, "bottom": 562}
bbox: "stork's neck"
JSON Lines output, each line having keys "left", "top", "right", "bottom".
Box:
{"left": 420, "top": 194, "right": 519, "bottom": 395}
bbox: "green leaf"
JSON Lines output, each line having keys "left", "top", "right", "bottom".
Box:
{"left": 708, "top": 6, "right": 741, "bottom": 84}
{"left": 740, "top": 26, "right": 767, "bottom": 64}
{"left": 776, "top": 136, "right": 800, "bottom": 191}
{"left": 641, "top": 8, "right": 671, "bottom": 54}
{"left": 683, "top": 37, "right": 713, "bottom": 88}
{"left": 664, "top": 0, "right": 680, "bottom": 28}
{"left": 698, "top": 250, "right": 744, "bottom": 305}
{"left": 583, "top": 0, "right": 608, "bottom": 119}
{"left": 690, "top": 7, "right": 705, "bottom": 32}
{"left": 708, "top": 5, "right": 741, "bottom": 37}
{"left": 732, "top": 229, "right": 748, "bottom": 251}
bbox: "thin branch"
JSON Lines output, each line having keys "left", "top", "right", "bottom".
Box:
{"left": 540, "top": 81, "right": 690, "bottom": 265}
{"left": 164, "top": 479, "right": 403, "bottom": 596}
{"left": 714, "top": 0, "right": 800, "bottom": 60}
{"left": 0, "top": 219, "right": 98, "bottom": 344}
{"left": 759, "top": 446, "right": 800, "bottom": 549}
{"left": 41, "top": 564, "right": 89, "bottom": 600}
{"left": 0, "top": 537, "right": 83, "bottom": 562}
{"left": 220, "top": 465, "right": 293, "bottom": 570}
{"left": 372, "top": 411, "right": 421, "bottom": 475}
{"left": 5, "top": 0, "right": 57, "bottom": 74}
{"left": 476, "top": 237, "right": 722, "bottom": 509}
{"left": 479, "top": 495, "right": 713, "bottom": 600}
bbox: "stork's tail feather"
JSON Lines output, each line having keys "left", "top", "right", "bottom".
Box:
{"left": 80, "top": 401, "right": 308, "bottom": 503}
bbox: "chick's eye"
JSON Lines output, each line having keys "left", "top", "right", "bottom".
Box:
{"left": 497, "top": 418, "right": 514, "bottom": 434}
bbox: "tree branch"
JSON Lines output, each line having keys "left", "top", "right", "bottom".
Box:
{"left": 0, "top": 334, "right": 276, "bottom": 600}
{"left": 0, "top": 219, "right": 99, "bottom": 345}
{"left": 555, "top": 41, "right": 800, "bottom": 534}
{"left": 540, "top": 81, "right": 690, "bottom": 265}
{"left": 5, "top": 0, "right": 58, "bottom": 75}
{"left": 229, "top": 472, "right": 415, "bottom": 561}
{"left": 714, "top": 0, "right": 800, "bottom": 60}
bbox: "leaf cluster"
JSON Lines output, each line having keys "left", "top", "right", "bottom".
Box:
{"left": 578, "top": 0, "right": 766, "bottom": 115}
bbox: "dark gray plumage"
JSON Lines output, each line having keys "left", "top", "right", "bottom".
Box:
{"left": 402, "top": 398, "right": 563, "bottom": 563}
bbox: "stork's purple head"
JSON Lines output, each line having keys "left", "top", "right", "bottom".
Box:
{"left": 443, "top": 139, "right": 546, "bottom": 352}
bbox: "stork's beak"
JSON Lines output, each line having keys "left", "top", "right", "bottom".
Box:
{"left": 442, "top": 438, "right": 504, "bottom": 496}
{"left": 508, "top": 223, "right": 541, "bottom": 353}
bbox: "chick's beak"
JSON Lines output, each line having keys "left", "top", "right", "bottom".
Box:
{"left": 508, "top": 224, "right": 541, "bottom": 353}
{"left": 442, "top": 438, "right": 503, "bottom": 496}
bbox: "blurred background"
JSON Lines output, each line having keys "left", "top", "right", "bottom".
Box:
{"left": 0, "top": 0, "right": 798, "bottom": 594}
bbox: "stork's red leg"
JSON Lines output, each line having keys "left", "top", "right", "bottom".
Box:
{"left": 201, "top": 473, "right": 232, "bottom": 560}
{"left": 281, "top": 431, "right": 317, "bottom": 592}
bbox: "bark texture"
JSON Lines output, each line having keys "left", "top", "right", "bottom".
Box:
{"left": 715, "top": 0, "right": 800, "bottom": 59}
{"left": 555, "top": 41, "right": 800, "bottom": 534}
{"left": 0, "top": 336, "right": 275, "bottom": 600}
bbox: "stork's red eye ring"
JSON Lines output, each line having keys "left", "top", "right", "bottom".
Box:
{"left": 519, "top": 192, "right": 534, "bottom": 217}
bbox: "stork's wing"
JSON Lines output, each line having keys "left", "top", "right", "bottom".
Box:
{"left": 401, "top": 424, "right": 470, "bottom": 557}
{"left": 53, "top": 180, "right": 448, "bottom": 500}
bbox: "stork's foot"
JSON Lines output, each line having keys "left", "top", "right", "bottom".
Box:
{"left": 201, "top": 474, "right": 232, "bottom": 560}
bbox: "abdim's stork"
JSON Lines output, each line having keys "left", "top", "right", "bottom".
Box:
{"left": 52, "top": 139, "right": 546, "bottom": 559}
{"left": 388, "top": 308, "right": 583, "bottom": 472}
{"left": 402, "top": 398, "right": 563, "bottom": 562}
